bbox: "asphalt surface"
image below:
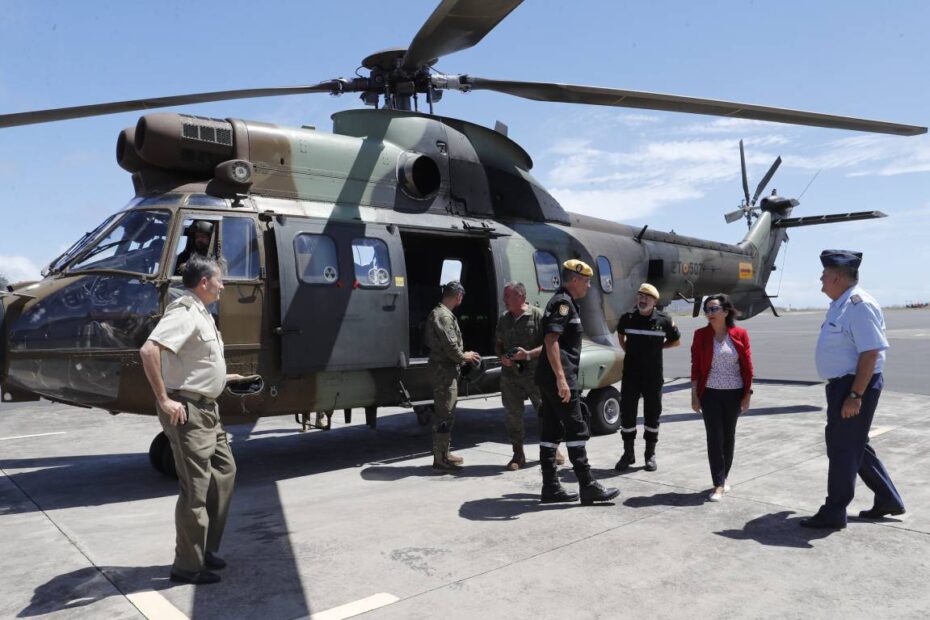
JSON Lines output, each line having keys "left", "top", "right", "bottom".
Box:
{"left": 1, "top": 310, "right": 929, "bottom": 619}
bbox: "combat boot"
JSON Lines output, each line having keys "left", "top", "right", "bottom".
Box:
{"left": 615, "top": 437, "right": 636, "bottom": 471}
{"left": 432, "top": 433, "right": 462, "bottom": 471}
{"left": 580, "top": 481, "right": 621, "bottom": 505}
{"left": 644, "top": 441, "right": 658, "bottom": 472}
{"left": 507, "top": 442, "right": 526, "bottom": 470}
{"left": 541, "top": 483, "right": 579, "bottom": 503}
{"left": 440, "top": 433, "right": 464, "bottom": 465}
{"left": 539, "top": 445, "right": 577, "bottom": 502}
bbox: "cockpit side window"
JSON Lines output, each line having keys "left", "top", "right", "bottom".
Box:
{"left": 172, "top": 218, "right": 219, "bottom": 277}
{"left": 70, "top": 210, "right": 171, "bottom": 276}
{"left": 222, "top": 217, "right": 260, "bottom": 280}
{"left": 597, "top": 255, "right": 614, "bottom": 293}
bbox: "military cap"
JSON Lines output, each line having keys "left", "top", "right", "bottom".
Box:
{"left": 442, "top": 280, "right": 465, "bottom": 297}
{"left": 637, "top": 282, "right": 660, "bottom": 299}
{"left": 563, "top": 259, "right": 593, "bottom": 277}
{"left": 820, "top": 250, "right": 863, "bottom": 269}
{"left": 191, "top": 220, "right": 214, "bottom": 235}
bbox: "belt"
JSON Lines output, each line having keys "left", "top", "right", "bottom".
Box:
{"left": 827, "top": 374, "right": 854, "bottom": 385}
{"left": 167, "top": 389, "right": 216, "bottom": 408}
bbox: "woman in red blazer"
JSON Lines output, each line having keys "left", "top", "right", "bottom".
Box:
{"left": 690, "top": 293, "right": 753, "bottom": 502}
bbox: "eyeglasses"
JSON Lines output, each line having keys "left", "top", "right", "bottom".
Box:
{"left": 704, "top": 306, "right": 724, "bottom": 314}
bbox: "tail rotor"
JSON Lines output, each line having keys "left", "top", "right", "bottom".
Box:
{"left": 724, "top": 140, "right": 783, "bottom": 228}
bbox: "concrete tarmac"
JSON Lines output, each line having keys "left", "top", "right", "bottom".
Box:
{"left": 1, "top": 310, "right": 929, "bottom": 619}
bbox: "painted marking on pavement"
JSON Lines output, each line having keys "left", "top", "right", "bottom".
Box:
{"left": 126, "top": 590, "right": 189, "bottom": 620}
{"left": 869, "top": 426, "right": 892, "bottom": 438}
{"left": 0, "top": 431, "right": 66, "bottom": 442}
{"left": 310, "top": 593, "right": 400, "bottom": 620}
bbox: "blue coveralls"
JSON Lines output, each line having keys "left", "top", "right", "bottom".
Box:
{"left": 814, "top": 285, "right": 904, "bottom": 523}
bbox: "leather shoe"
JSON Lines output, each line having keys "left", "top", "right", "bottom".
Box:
{"left": 540, "top": 483, "right": 579, "bottom": 504}
{"left": 799, "top": 514, "right": 846, "bottom": 530}
{"left": 205, "top": 551, "right": 226, "bottom": 570}
{"left": 614, "top": 452, "right": 635, "bottom": 472}
{"left": 643, "top": 454, "right": 657, "bottom": 472}
{"left": 580, "top": 481, "right": 620, "bottom": 505}
{"left": 170, "top": 568, "right": 221, "bottom": 585}
{"left": 858, "top": 506, "right": 906, "bottom": 520}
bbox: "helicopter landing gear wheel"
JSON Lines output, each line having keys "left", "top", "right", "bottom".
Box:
{"left": 414, "top": 404, "right": 433, "bottom": 426}
{"left": 149, "top": 432, "right": 178, "bottom": 479}
{"left": 585, "top": 386, "right": 622, "bottom": 435}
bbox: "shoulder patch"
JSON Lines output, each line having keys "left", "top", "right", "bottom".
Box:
{"left": 558, "top": 303, "right": 569, "bottom": 317}
{"left": 850, "top": 294, "right": 862, "bottom": 304}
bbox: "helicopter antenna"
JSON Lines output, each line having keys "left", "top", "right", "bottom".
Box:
{"left": 798, "top": 168, "right": 822, "bottom": 200}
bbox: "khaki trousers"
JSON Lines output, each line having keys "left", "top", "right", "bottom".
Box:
{"left": 159, "top": 400, "right": 237, "bottom": 572}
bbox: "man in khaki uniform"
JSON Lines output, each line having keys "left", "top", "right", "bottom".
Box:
{"left": 425, "top": 281, "right": 480, "bottom": 471}
{"left": 140, "top": 254, "right": 239, "bottom": 585}
{"left": 495, "top": 281, "right": 567, "bottom": 470}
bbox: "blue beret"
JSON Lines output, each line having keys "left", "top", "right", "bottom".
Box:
{"left": 820, "top": 250, "right": 862, "bottom": 269}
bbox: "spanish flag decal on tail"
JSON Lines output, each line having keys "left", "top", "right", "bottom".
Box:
{"left": 739, "top": 262, "right": 753, "bottom": 280}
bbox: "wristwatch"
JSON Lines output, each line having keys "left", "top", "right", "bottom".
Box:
{"left": 848, "top": 391, "right": 862, "bottom": 400}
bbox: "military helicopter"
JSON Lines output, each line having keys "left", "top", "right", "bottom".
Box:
{"left": 0, "top": 0, "right": 925, "bottom": 476}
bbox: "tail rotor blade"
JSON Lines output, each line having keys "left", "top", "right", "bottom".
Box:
{"left": 752, "top": 156, "right": 782, "bottom": 205}
{"left": 740, "top": 140, "right": 750, "bottom": 205}
{"left": 724, "top": 208, "right": 746, "bottom": 224}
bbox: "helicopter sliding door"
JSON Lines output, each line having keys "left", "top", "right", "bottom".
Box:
{"left": 275, "top": 218, "right": 409, "bottom": 372}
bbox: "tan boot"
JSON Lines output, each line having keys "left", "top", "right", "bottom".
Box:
{"left": 433, "top": 433, "right": 462, "bottom": 470}
{"left": 555, "top": 447, "right": 566, "bottom": 466}
{"left": 507, "top": 443, "right": 526, "bottom": 470}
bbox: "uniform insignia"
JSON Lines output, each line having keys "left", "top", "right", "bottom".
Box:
{"left": 850, "top": 294, "right": 862, "bottom": 304}
{"left": 558, "top": 303, "right": 569, "bottom": 316}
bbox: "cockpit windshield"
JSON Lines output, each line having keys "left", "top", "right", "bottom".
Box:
{"left": 69, "top": 210, "right": 171, "bottom": 275}
{"left": 47, "top": 213, "right": 119, "bottom": 274}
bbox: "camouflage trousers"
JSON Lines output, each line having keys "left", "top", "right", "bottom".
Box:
{"left": 500, "top": 371, "right": 542, "bottom": 444}
{"left": 430, "top": 362, "right": 459, "bottom": 438}
{"left": 159, "top": 399, "right": 237, "bottom": 573}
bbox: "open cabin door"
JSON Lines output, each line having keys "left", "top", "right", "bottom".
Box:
{"left": 274, "top": 218, "right": 409, "bottom": 372}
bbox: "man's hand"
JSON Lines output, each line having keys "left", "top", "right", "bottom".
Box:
{"left": 557, "top": 377, "right": 571, "bottom": 403}
{"left": 463, "top": 351, "right": 481, "bottom": 364}
{"left": 691, "top": 393, "right": 702, "bottom": 414}
{"left": 842, "top": 397, "right": 862, "bottom": 419}
{"left": 500, "top": 356, "right": 513, "bottom": 368}
{"left": 159, "top": 397, "right": 187, "bottom": 426}
{"left": 513, "top": 347, "right": 529, "bottom": 361}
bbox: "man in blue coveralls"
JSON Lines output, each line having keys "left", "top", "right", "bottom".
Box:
{"left": 800, "top": 250, "right": 905, "bottom": 529}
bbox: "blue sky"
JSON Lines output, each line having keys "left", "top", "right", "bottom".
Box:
{"left": 2, "top": 0, "right": 928, "bottom": 308}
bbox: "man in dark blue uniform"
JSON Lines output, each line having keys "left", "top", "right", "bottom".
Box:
{"left": 801, "top": 250, "right": 905, "bottom": 529}
{"left": 536, "top": 259, "right": 619, "bottom": 505}
{"left": 614, "top": 282, "right": 680, "bottom": 472}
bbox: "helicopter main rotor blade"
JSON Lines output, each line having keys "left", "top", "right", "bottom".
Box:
{"left": 752, "top": 156, "right": 782, "bottom": 205}
{"left": 401, "top": 0, "right": 523, "bottom": 72}
{"left": 739, "top": 140, "right": 750, "bottom": 205}
{"left": 452, "top": 77, "right": 927, "bottom": 136}
{"left": 0, "top": 81, "right": 347, "bottom": 129}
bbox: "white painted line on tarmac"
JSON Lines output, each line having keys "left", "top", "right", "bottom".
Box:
{"left": 310, "top": 592, "right": 400, "bottom": 620}
{"left": 869, "top": 426, "right": 892, "bottom": 438}
{"left": 0, "top": 431, "right": 66, "bottom": 441}
{"left": 126, "top": 590, "right": 189, "bottom": 620}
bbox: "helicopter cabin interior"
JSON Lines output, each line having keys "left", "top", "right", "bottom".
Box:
{"left": 401, "top": 231, "right": 496, "bottom": 364}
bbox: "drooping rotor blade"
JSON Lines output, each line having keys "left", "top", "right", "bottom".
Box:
{"left": 450, "top": 77, "right": 927, "bottom": 136}
{"left": 401, "top": 0, "right": 524, "bottom": 72}
{"left": 739, "top": 140, "right": 750, "bottom": 205}
{"left": 0, "top": 81, "right": 348, "bottom": 128}
{"left": 751, "top": 156, "right": 782, "bottom": 205}
{"left": 724, "top": 208, "right": 747, "bottom": 224}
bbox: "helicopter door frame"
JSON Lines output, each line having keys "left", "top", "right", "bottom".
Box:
{"left": 274, "top": 218, "right": 409, "bottom": 373}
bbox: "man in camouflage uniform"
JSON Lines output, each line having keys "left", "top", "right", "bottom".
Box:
{"left": 425, "top": 281, "right": 480, "bottom": 471}
{"left": 140, "top": 254, "right": 243, "bottom": 585}
{"left": 494, "top": 281, "right": 566, "bottom": 470}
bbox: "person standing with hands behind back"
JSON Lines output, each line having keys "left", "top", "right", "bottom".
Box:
{"left": 690, "top": 294, "right": 753, "bottom": 502}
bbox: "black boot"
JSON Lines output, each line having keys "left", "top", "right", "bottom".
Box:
{"left": 644, "top": 441, "right": 657, "bottom": 472}
{"left": 615, "top": 437, "right": 636, "bottom": 471}
{"left": 580, "top": 481, "right": 621, "bottom": 505}
{"left": 539, "top": 446, "right": 577, "bottom": 503}
{"left": 569, "top": 445, "right": 620, "bottom": 505}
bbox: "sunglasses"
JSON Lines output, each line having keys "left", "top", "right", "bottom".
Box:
{"left": 704, "top": 306, "right": 724, "bottom": 314}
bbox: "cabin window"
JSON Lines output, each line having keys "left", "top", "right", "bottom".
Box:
{"left": 352, "top": 238, "right": 391, "bottom": 288}
{"left": 440, "top": 259, "right": 463, "bottom": 285}
{"left": 171, "top": 217, "right": 219, "bottom": 277}
{"left": 70, "top": 209, "right": 171, "bottom": 276}
{"left": 597, "top": 256, "right": 613, "bottom": 293}
{"left": 533, "top": 250, "right": 561, "bottom": 291}
{"left": 221, "top": 217, "right": 260, "bottom": 280}
{"left": 294, "top": 233, "right": 339, "bottom": 285}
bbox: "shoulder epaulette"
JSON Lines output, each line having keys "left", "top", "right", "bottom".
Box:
{"left": 850, "top": 294, "right": 862, "bottom": 305}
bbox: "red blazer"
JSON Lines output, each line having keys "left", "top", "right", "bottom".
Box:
{"left": 690, "top": 325, "right": 754, "bottom": 399}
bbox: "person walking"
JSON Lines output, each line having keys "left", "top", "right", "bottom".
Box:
{"left": 690, "top": 293, "right": 753, "bottom": 502}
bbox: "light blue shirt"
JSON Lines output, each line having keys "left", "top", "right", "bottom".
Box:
{"left": 815, "top": 285, "right": 888, "bottom": 380}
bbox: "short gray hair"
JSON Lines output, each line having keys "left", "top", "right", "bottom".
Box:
{"left": 827, "top": 264, "right": 859, "bottom": 284}
{"left": 504, "top": 281, "right": 527, "bottom": 297}
{"left": 182, "top": 254, "right": 221, "bottom": 288}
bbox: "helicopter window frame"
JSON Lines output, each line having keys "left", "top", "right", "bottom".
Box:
{"left": 597, "top": 256, "right": 614, "bottom": 293}
{"left": 351, "top": 237, "right": 392, "bottom": 289}
{"left": 533, "top": 250, "right": 561, "bottom": 292}
{"left": 169, "top": 215, "right": 222, "bottom": 279}
{"left": 48, "top": 212, "right": 120, "bottom": 274}
{"left": 220, "top": 216, "right": 261, "bottom": 282}
{"left": 68, "top": 209, "right": 172, "bottom": 276}
{"left": 293, "top": 233, "right": 340, "bottom": 286}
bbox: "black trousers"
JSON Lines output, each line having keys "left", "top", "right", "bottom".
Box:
{"left": 700, "top": 388, "right": 743, "bottom": 487}
{"left": 538, "top": 383, "right": 592, "bottom": 485}
{"left": 620, "top": 372, "right": 663, "bottom": 443}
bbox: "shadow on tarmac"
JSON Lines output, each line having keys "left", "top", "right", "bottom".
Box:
{"left": 458, "top": 492, "right": 615, "bottom": 521}
{"left": 714, "top": 510, "right": 840, "bottom": 548}
{"left": 623, "top": 490, "right": 707, "bottom": 508}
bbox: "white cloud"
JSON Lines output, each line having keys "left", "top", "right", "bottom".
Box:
{"left": 550, "top": 184, "right": 703, "bottom": 220}
{"left": 0, "top": 255, "right": 42, "bottom": 284}
{"left": 785, "top": 134, "right": 930, "bottom": 177}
